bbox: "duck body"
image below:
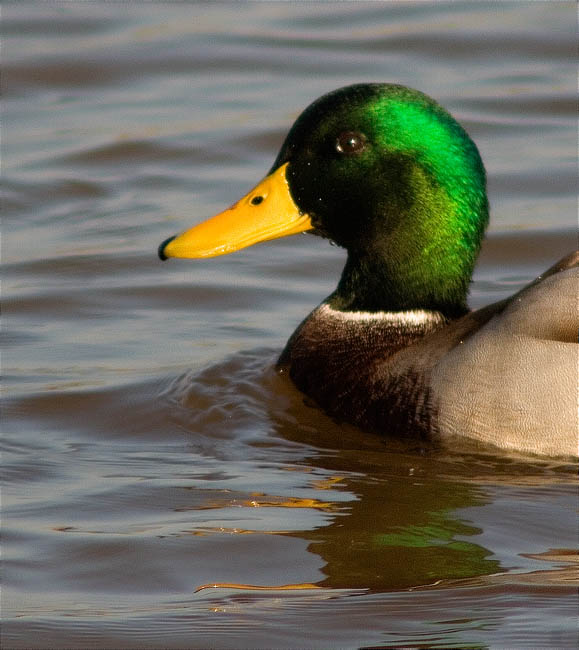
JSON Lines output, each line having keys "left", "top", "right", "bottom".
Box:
{"left": 159, "top": 84, "right": 578, "bottom": 458}
{"left": 278, "top": 254, "right": 578, "bottom": 457}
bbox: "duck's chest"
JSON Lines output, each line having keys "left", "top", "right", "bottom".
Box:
{"left": 276, "top": 304, "right": 446, "bottom": 437}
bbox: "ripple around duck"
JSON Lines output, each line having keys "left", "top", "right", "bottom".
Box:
{"left": 2, "top": 581, "right": 577, "bottom": 650}
{"left": 2, "top": 347, "right": 305, "bottom": 453}
{"left": 238, "top": 30, "right": 574, "bottom": 63}
{"left": 2, "top": 10, "right": 119, "bottom": 37}
{"left": 488, "top": 168, "right": 577, "bottom": 198}
{"left": 461, "top": 93, "right": 577, "bottom": 118}
{"left": 3, "top": 252, "right": 149, "bottom": 280}
{"left": 58, "top": 139, "right": 236, "bottom": 167}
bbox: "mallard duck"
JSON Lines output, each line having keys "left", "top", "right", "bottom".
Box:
{"left": 159, "top": 83, "right": 578, "bottom": 458}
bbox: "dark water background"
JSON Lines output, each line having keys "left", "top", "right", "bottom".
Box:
{"left": 3, "top": 2, "right": 578, "bottom": 649}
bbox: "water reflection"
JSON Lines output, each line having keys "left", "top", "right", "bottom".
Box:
{"left": 169, "top": 353, "right": 536, "bottom": 592}
{"left": 294, "top": 473, "right": 498, "bottom": 590}
{"left": 273, "top": 419, "right": 499, "bottom": 589}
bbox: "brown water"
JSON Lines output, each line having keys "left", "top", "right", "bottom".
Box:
{"left": 3, "top": 3, "right": 578, "bottom": 649}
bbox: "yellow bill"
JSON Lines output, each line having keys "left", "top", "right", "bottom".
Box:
{"left": 159, "top": 163, "right": 313, "bottom": 260}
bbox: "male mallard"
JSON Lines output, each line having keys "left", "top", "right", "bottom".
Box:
{"left": 159, "top": 84, "right": 578, "bottom": 457}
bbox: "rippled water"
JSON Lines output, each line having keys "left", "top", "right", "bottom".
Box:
{"left": 3, "top": 3, "right": 578, "bottom": 649}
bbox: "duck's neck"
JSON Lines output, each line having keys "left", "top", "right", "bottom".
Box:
{"left": 328, "top": 244, "right": 470, "bottom": 319}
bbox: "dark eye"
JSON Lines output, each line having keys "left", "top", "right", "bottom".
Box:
{"left": 335, "top": 131, "right": 366, "bottom": 155}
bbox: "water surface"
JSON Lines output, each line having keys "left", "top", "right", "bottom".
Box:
{"left": 3, "top": 3, "right": 577, "bottom": 649}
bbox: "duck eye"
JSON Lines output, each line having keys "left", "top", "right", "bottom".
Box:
{"left": 335, "top": 131, "right": 365, "bottom": 155}
{"left": 250, "top": 195, "right": 264, "bottom": 206}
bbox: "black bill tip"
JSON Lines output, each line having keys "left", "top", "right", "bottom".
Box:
{"left": 158, "top": 236, "right": 176, "bottom": 261}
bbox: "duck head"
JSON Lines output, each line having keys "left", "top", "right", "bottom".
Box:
{"left": 159, "top": 84, "right": 488, "bottom": 318}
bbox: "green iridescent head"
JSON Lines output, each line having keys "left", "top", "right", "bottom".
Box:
{"left": 272, "top": 83, "right": 489, "bottom": 316}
